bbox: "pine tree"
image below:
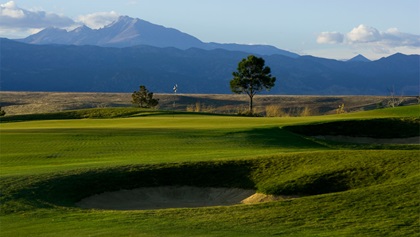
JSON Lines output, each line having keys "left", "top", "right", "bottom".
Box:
{"left": 230, "top": 55, "right": 276, "bottom": 113}
{"left": 132, "top": 85, "right": 159, "bottom": 108}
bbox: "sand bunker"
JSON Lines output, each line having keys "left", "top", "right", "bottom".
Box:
{"left": 76, "top": 186, "right": 286, "bottom": 210}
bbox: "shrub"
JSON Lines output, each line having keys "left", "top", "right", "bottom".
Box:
{"left": 132, "top": 85, "right": 159, "bottom": 108}
{"left": 0, "top": 106, "right": 5, "bottom": 116}
{"left": 265, "top": 105, "right": 285, "bottom": 117}
{"left": 336, "top": 103, "right": 345, "bottom": 114}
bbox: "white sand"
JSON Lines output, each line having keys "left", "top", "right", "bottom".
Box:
{"left": 76, "top": 186, "right": 288, "bottom": 210}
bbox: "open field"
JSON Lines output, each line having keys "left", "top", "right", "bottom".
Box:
{"left": 0, "top": 104, "right": 419, "bottom": 236}
{"left": 1, "top": 91, "right": 418, "bottom": 116}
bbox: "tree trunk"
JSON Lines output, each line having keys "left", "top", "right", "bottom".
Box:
{"left": 249, "top": 95, "right": 253, "bottom": 113}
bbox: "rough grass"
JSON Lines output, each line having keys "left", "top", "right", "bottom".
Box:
{"left": 2, "top": 91, "right": 418, "bottom": 116}
{"left": 0, "top": 105, "right": 419, "bottom": 236}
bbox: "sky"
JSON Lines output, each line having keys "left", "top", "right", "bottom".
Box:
{"left": 1, "top": 0, "right": 419, "bottom": 60}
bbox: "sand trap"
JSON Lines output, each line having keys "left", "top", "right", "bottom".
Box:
{"left": 76, "top": 186, "right": 287, "bottom": 210}
{"left": 314, "top": 136, "right": 420, "bottom": 144}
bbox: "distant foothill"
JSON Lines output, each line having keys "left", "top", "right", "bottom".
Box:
{"left": 0, "top": 16, "right": 419, "bottom": 95}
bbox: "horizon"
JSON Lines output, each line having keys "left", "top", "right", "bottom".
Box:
{"left": 1, "top": 0, "right": 420, "bottom": 60}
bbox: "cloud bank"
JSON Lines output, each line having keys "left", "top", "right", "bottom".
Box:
{"left": 316, "top": 32, "right": 344, "bottom": 44}
{"left": 0, "top": 1, "right": 119, "bottom": 37}
{"left": 317, "top": 24, "right": 420, "bottom": 49}
{"left": 0, "top": 1, "right": 74, "bottom": 29}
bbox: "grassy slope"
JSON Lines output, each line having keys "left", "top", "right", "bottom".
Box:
{"left": 0, "top": 105, "right": 419, "bottom": 236}
{"left": 1, "top": 114, "right": 329, "bottom": 176}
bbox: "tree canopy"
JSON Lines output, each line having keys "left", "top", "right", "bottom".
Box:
{"left": 230, "top": 55, "right": 276, "bottom": 113}
{"left": 132, "top": 85, "right": 159, "bottom": 108}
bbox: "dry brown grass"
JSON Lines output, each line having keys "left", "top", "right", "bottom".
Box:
{"left": 300, "top": 106, "right": 312, "bottom": 117}
{"left": 265, "top": 105, "right": 285, "bottom": 117}
{"left": 0, "top": 91, "right": 418, "bottom": 116}
{"left": 186, "top": 102, "right": 216, "bottom": 113}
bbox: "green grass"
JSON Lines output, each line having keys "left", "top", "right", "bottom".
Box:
{"left": 0, "top": 117, "right": 328, "bottom": 176}
{"left": 1, "top": 151, "right": 419, "bottom": 236}
{"left": 284, "top": 117, "right": 420, "bottom": 138}
{"left": 0, "top": 107, "right": 166, "bottom": 122}
{"left": 0, "top": 105, "right": 419, "bottom": 236}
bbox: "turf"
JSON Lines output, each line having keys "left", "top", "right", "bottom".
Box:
{"left": 284, "top": 117, "right": 420, "bottom": 138}
{"left": 0, "top": 105, "right": 419, "bottom": 236}
{"left": 0, "top": 116, "right": 328, "bottom": 176}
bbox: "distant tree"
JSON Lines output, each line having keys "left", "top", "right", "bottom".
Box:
{"left": 386, "top": 86, "right": 404, "bottom": 108}
{"left": 0, "top": 106, "right": 5, "bottom": 116}
{"left": 336, "top": 103, "right": 345, "bottom": 114}
{"left": 132, "top": 85, "right": 159, "bottom": 108}
{"left": 230, "top": 55, "right": 276, "bottom": 113}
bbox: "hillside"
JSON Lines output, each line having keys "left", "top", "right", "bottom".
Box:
{"left": 1, "top": 39, "right": 419, "bottom": 95}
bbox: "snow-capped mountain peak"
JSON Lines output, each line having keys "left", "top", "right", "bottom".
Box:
{"left": 18, "top": 15, "right": 299, "bottom": 57}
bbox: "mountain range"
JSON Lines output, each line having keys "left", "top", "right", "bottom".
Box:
{"left": 1, "top": 16, "right": 419, "bottom": 95}
{"left": 1, "top": 38, "right": 418, "bottom": 95}
{"left": 19, "top": 16, "right": 299, "bottom": 58}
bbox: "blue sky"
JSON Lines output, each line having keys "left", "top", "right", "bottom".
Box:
{"left": 1, "top": 0, "right": 419, "bottom": 59}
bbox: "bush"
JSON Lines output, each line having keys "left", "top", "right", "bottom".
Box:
{"left": 132, "top": 85, "right": 159, "bottom": 108}
{"left": 0, "top": 107, "right": 5, "bottom": 116}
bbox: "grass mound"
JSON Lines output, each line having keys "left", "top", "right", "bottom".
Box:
{"left": 264, "top": 167, "right": 383, "bottom": 195}
{"left": 284, "top": 117, "right": 420, "bottom": 138}
{"left": 0, "top": 107, "right": 168, "bottom": 122}
{"left": 1, "top": 150, "right": 417, "bottom": 214}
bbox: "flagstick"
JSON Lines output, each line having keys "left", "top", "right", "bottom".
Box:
{"left": 173, "top": 84, "right": 178, "bottom": 117}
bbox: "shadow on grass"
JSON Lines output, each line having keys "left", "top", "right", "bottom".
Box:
{"left": 284, "top": 117, "right": 420, "bottom": 138}
{"left": 3, "top": 150, "right": 415, "bottom": 213}
{"left": 0, "top": 108, "right": 238, "bottom": 123}
{"left": 1, "top": 161, "right": 256, "bottom": 211}
{"left": 228, "top": 127, "right": 327, "bottom": 149}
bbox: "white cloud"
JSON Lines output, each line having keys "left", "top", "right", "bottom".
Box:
{"left": 0, "top": 1, "right": 120, "bottom": 38}
{"left": 317, "top": 24, "right": 420, "bottom": 56}
{"left": 316, "top": 32, "right": 344, "bottom": 44}
{"left": 0, "top": 1, "right": 23, "bottom": 18}
{"left": 381, "top": 28, "right": 420, "bottom": 47}
{"left": 346, "top": 24, "right": 381, "bottom": 43}
{"left": 0, "top": 1, "right": 74, "bottom": 29}
{"left": 77, "top": 11, "right": 119, "bottom": 29}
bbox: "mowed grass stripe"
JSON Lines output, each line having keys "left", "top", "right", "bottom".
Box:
{"left": 0, "top": 126, "right": 327, "bottom": 176}
{"left": 1, "top": 105, "right": 418, "bottom": 176}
